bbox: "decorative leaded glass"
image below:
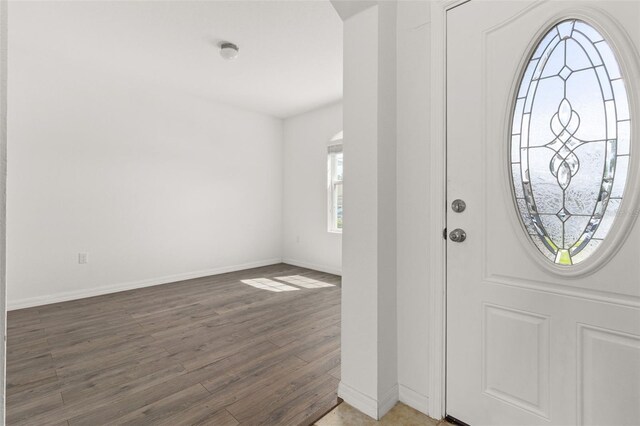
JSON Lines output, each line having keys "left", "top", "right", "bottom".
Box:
{"left": 510, "top": 20, "right": 631, "bottom": 266}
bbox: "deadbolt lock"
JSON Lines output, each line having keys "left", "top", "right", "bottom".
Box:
{"left": 451, "top": 199, "right": 466, "bottom": 213}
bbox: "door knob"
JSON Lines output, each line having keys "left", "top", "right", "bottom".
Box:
{"left": 449, "top": 228, "right": 467, "bottom": 243}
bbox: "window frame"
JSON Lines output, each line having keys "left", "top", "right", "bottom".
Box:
{"left": 327, "top": 140, "right": 343, "bottom": 233}
{"left": 508, "top": 17, "right": 633, "bottom": 268}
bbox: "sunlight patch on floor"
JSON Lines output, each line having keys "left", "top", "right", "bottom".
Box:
{"left": 241, "top": 278, "right": 299, "bottom": 292}
{"left": 276, "top": 275, "right": 336, "bottom": 289}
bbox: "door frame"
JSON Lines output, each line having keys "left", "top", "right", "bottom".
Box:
{"left": 428, "top": 0, "right": 468, "bottom": 419}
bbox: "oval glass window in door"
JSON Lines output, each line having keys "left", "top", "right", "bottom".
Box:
{"left": 510, "top": 20, "right": 631, "bottom": 266}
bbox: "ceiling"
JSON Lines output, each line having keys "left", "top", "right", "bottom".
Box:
{"left": 10, "top": 0, "right": 343, "bottom": 118}
{"left": 330, "top": 0, "right": 376, "bottom": 21}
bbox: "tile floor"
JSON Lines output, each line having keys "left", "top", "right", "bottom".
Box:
{"left": 315, "top": 402, "right": 453, "bottom": 426}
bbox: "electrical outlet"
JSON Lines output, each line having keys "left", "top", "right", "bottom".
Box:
{"left": 78, "top": 253, "right": 88, "bottom": 264}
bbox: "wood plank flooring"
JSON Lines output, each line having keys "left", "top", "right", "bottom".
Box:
{"left": 6, "top": 263, "right": 341, "bottom": 426}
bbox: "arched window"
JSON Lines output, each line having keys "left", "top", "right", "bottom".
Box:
{"left": 328, "top": 131, "right": 343, "bottom": 233}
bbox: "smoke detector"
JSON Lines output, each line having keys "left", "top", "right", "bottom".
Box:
{"left": 220, "top": 42, "right": 239, "bottom": 60}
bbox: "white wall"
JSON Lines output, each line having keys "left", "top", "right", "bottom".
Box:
{"left": 336, "top": 0, "right": 433, "bottom": 419}
{"left": 339, "top": 3, "right": 399, "bottom": 419}
{"left": 340, "top": 5, "right": 381, "bottom": 417}
{"left": 282, "top": 102, "right": 342, "bottom": 275}
{"left": 376, "top": 0, "right": 398, "bottom": 412}
{"left": 7, "top": 21, "right": 283, "bottom": 309}
{"left": 396, "top": 0, "right": 431, "bottom": 413}
{"left": 0, "top": 0, "right": 7, "bottom": 416}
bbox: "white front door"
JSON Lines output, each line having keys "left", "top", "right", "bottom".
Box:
{"left": 446, "top": 1, "right": 640, "bottom": 425}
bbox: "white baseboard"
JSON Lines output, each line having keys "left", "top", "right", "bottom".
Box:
{"left": 8, "top": 258, "right": 283, "bottom": 310}
{"left": 337, "top": 381, "right": 399, "bottom": 420}
{"left": 399, "top": 385, "right": 429, "bottom": 416}
{"left": 378, "top": 384, "right": 399, "bottom": 418}
{"left": 338, "top": 381, "right": 379, "bottom": 419}
{"left": 282, "top": 258, "right": 342, "bottom": 276}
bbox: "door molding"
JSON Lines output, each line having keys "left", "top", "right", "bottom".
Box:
{"left": 428, "top": 0, "right": 469, "bottom": 419}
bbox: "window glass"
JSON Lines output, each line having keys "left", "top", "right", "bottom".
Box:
{"left": 510, "top": 20, "right": 630, "bottom": 265}
{"left": 328, "top": 144, "right": 343, "bottom": 232}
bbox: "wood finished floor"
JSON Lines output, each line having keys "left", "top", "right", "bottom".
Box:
{"left": 6, "top": 263, "right": 341, "bottom": 426}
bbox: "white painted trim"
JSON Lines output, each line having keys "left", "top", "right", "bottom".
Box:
{"left": 338, "top": 381, "right": 379, "bottom": 420}
{"left": 337, "top": 382, "right": 400, "bottom": 420}
{"left": 399, "top": 385, "right": 430, "bottom": 416}
{"left": 429, "top": 0, "right": 466, "bottom": 420}
{"left": 8, "top": 258, "right": 283, "bottom": 310}
{"left": 282, "top": 258, "right": 342, "bottom": 276}
{"left": 378, "top": 384, "right": 399, "bottom": 419}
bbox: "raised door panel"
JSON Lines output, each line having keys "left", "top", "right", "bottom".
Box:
{"left": 579, "top": 325, "right": 640, "bottom": 425}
